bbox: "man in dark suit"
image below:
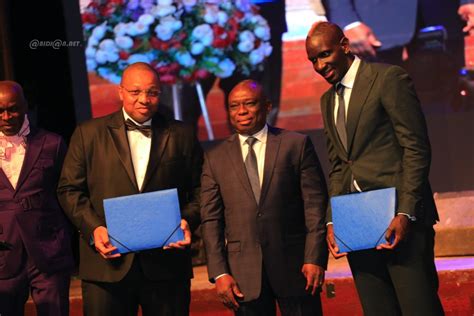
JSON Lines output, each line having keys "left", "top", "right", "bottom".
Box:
{"left": 57, "top": 63, "right": 203, "bottom": 316}
{"left": 322, "top": 0, "right": 474, "bottom": 112}
{"left": 0, "top": 81, "right": 74, "bottom": 316}
{"left": 306, "top": 22, "right": 443, "bottom": 315}
{"left": 200, "top": 80, "right": 328, "bottom": 315}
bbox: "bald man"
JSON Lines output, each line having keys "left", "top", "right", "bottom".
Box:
{"left": 201, "top": 80, "right": 328, "bottom": 315}
{"left": 306, "top": 22, "right": 443, "bottom": 315}
{"left": 0, "top": 81, "right": 74, "bottom": 316}
{"left": 57, "top": 63, "right": 203, "bottom": 316}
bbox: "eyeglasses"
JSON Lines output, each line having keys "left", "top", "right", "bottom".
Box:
{"left": 121, "top": 86, "right": 161, "bottom": 98}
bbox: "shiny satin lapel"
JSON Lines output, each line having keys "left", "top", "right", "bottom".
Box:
{"left": 259, "top": 126, "right": 281, "bottom": 205}
{"left": 346, "top": 61, "right": 377, "bottom": 154}
{"left": 226, "top": 134, "right": 256, "bottom": 204}
{"left": 15, "top": 128, "right": 44, "bottom": 192}
{"left": 141, "top": 117, "right": 170, "bottom": 191}
{"left": 107, "top": 112, "right": 138, "bottom": 191}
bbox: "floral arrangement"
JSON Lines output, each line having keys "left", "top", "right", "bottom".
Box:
{"left": 82, "top": 0, "right": 272, "bottom": 84}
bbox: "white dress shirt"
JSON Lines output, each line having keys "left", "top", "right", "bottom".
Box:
{"left": 123, "top": 109, "right": 151, "bottom": 191}
{"left": 238, "top": 124, "right": 268, "bottom": 186}
{"left": 334, "top": 56, "right": 361, "bottom": 124}
{"left": 0, "top": 115, "right": 30, "bottom": 189}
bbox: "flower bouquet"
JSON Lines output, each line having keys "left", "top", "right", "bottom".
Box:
{"left": 82, "top": 0, "right": 272, "bottom": 85}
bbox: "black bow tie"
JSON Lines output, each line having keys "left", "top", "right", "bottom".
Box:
{"left": 125, "top": 119, "right": 152, "bottom": 137}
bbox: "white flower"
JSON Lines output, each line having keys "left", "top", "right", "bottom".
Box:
{"left": 151, "top": 5, "right": 176, "bottom": 17}
{"left": 113, "top": 23, "right": 128, "bottom": 37}
{"left": 127, "top": 53, "right": 151, "bottom": 64}
{"left": 86, "top": 58, "right": 97, "bottom": 71}
{"left": 88, "top": 36, "right": 99, "bottom": 47}
{"left": 203, "top": 6, "right": 219, "bottom": 24}
{"left": 239, "top": 30, "right": 255, "bottom": 43}
{"left": 161, "top": 16, "right": 182, "bottom": 31}
{"left": 234, "top": 0, "right": 251, "bottom": 12}
{"left": 106, "top": 52, "right": 120, "bottom": 63}
{"left": 176, "top": 51, "right": 196, "bottom": 67}
{"left": 158, "top": 0, "right": 173, "bottom": 5}
{"left": 129, "top": 22, "right": 149, "bottom": 36}
{"left": 191, "top": 24, "right": 213, "bottom": 46}
{"left": 249, "top": 48, "right": 265, "bottom": 65}
{"left": 91, "top": 22, "right": 107, "bottom": 41}
{"left": 138, "top": 14, "right": 155, "bottom": 26}
{"left": 115, "top": 36, "right": 134, "bottom": 50}
{"left": 99, "top": 39, "right": 118, "bottom": 53}
{"left": 216, "top": 59, "right": 236, "bottom": 78}
{"left": 155, "top": 23, "right": 174, "bottom": 41}
{"left": 95, "top": 50, "right": 108, "bottom": 64}
{"left": 254, "top": 25, "right": 270, "bottom": 41}
{"left": 217, "top": 11, "right": 228, "bottom": 26}
{"left": 261, "top": 42, "right": 273, "bottom": 56}
{"left": 238, "top": 40, "right": 254, "bottom": 53}
{"left": 190, "top": 42, "right": 205, "bottom": 55}
{"left": 183, "top": 0, "right": 197, "bottom": 9}
{"left": 85, "top": 46, "right": 96, "bottom": 58}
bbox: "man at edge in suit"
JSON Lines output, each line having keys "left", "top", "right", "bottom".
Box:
{"left": 200, "top": 80, "right": 328, "bottom": 315}
{"left": 0, "top": 81, "right": 74, "bottom": 316}
{"left": 305, "top": 22, "right": 443, "bottom": 315}
{"left": 57, "top": 63, "right": 203, "bottom": 316}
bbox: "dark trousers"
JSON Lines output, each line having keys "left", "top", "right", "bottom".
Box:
{"left": 0, "top": 257, "right": 70, "bottom": 316}
{"left": 236, "top": 268, "right": 322, "bottom": 316}
{"left": 347, "top": 225, "right": 444, "bottom": 316}
{"left": 82, "top": 258, "right": 190, "bottom": 316}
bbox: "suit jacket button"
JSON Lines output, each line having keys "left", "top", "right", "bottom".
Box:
{"left": 257, "top": 212, "right": 262, "bottom": 217}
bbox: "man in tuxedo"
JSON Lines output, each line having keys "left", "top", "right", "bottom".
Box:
{"left": 322, "top": 0, "right": 474, "bottom": 112}
{"left": 306, "top": 22, "right": 443, "bottom": 315}
{"left": 57, "top": 63, "right": 203, "bottom": 316}
{"left": 200, "top": 80, "right": 328, "bottom": 315}
{"left": 0, "top": 81, "right": 74, "bottom": 316}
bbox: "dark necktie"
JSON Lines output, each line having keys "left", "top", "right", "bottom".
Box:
{"left": 335, "top": 83, "right": 347, "bottom": 151}
{"left": 125, "top": 119, "right": 152, "bottom": 138}
{"left": 245, "top": 137, "right": 260, "bottom": 204}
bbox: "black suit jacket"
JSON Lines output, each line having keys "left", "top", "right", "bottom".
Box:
{"left": 0, "top": 127, "right": 74, "bottom": 279}
{"left": 200, "top": 127, "right": 328, "bottom": 301}
{"left": 321, "top": 61, "right": 438, "bottom": 225}
{"left": 58, "top": 111, "right": 203, "bottom": 282}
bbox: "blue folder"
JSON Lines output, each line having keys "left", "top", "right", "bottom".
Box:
{"left": 331, "top": 187, "right": 396, "bottom": 253}
{"left": 103, "top": 189, "right": 184, "bottom": 254}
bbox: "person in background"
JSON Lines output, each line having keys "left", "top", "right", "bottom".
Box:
{"left": 0, "top": 80, "right": 74, "bottom": 316}
{"left": 58, "top": 62, "right": 203, "bottom": 316}
{"left": 201, "top": 79, "right": 328, "bottom": 315}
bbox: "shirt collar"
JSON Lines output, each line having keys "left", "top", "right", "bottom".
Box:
{"left": 122, "top": 108, "right": 152, "bottom": 126}
{"left": 0, "top": 114, "right": 30, "bottom": 139}
{"left": 339, "top": 56, "right": 361, "bottom": 90}
{"left": 238, "top": 124, "right": 268, "bottom": 146}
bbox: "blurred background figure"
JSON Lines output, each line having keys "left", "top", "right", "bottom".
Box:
{"left": 322, "top": 0, "right": 474, "bottom": 112}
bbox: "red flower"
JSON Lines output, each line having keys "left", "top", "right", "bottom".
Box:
{"left": 160, "top": 74, "right": 177, "bottom": 85}
{"left": 194, "top": 69, "right": 210, "bottom": 80}
{"left": 82, "top": 13, "right": 98, "bottom": 24}
{"left": 150, "top": 37, "right": 162, "bottom": 50}
{"left": 119, "top": 51, "right": 130, "bottom": 60}
{"left": 234, "top": 10, "right": 244, "bottom": 20}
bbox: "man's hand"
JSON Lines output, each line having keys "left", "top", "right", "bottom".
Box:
{"left": 326, "top": 224, "right": 348, "bottom": 259}
{"left": 301, "top": 264, "right": 325, "bottom": 295}
{"left": 93, "top": 226, "right": 121, "bottom": 259}
{"left": 215, "top": 274, "right": 244, "bottom": 311}
{"left": 377, "top": 214, "right": 411, "bottom": 250}
{"left": 459, "top": 4, "right": 474, "bottom": 35}
{"left": 344, "top": 23, "right": 382, "bottom": 58}
{"left": 164, "top": 219, "right": 191, "bottom": 250}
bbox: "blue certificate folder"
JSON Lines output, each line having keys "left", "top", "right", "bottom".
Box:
{"left": 331, "top": 187, "right": 396, "bottom": 253}
{"left": 103, "top": 189, "right": 184, "bottom": 254}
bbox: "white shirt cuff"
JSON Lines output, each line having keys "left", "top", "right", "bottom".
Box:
{"left": 344, "top": 21, "right": 362, "bottom": 31}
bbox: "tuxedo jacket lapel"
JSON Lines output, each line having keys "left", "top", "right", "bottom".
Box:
{"left": 106, "top": 112, "right": 138, "bottom": 191}
{"left": 15, "top": 128, "right": 44, "bottom": 193}
{"left": 346, "top": 61, "right": 377, "bottom": 154}
{"left": 142, "top": 116, "right": 170, "bottom": 191}
{"left": 226, "top": 134, "right": 256, "bottom": 204}
{"left": 260, "top": 126, "right": 281, "bottom": 205}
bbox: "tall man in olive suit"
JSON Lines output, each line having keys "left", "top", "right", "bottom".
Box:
{"left": 306, "top": 22, "right": 443, "bottom": 315}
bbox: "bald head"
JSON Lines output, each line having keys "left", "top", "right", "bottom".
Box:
{"left": 228, "top": 80, "right": 271, "bottom": 135}
{"left": 121, "top": 62, "right": 160, "bottom": 86}
{"left": 0, "top": 81, "right": 28, "bottom": 136}
{"left": 306, "top": 21, "right": 346, "bottom": 46}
